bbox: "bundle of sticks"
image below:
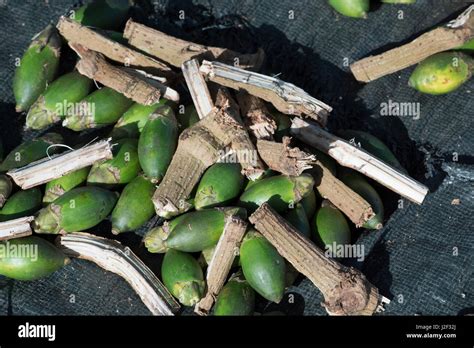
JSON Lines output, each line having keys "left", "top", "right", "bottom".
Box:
{"left": 5, "top": 16, "right": 432, "bottom": 316}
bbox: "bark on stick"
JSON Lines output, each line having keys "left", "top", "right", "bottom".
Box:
{"left": 152, "top": 108, "right": 244, "bottom": 218}
{"left": 124, "top": 19, "right": 265, "bottom": 71}
{"left": 249, "top": 203, "right": 388, "bottom": 316}
{"left": 71, "top": 43, "right": 179, "bottom": 105}
{"left": 195, "top": 216, "right": 247, "bottom": 315}
{"left": 351, "top": 5, "right": 474, "bottom": 82}
{"left": 57, "top": 16, "right": 173, "bottom": 78}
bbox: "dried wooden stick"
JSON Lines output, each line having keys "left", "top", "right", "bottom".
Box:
{"left": 351, "top": 5, "right": 474, "bottom": 82}
{"left": 236, "top": 92, "right": 277, "bottom": 140}
{"left": 7, "top": 139, "right": 113, "bottom": 189}
{"left": 124, "top": 19, "right": 265, "bottom": 71}
{"left": 152, "top": 108, "right": 244, "bottom": 218}
{"left": 200, "top": 60, "right": 332, "bottom": 125}
{"left": 249, "top": 203, "right": 389, "bottom": 315}
{"left": 256, "top": 137, "right": 315, "bottom": 176}
{"left": 181, "top": 60, "right": 265, "bottom": 180}
{"left": 313, "top": 161, "right": 375, "bottom": 227}
{"left": 195, "top": 216, "right": 247, "bottom": 315}
{"left": 57, "top": 16, "right": 173, "bottom": 78}
{"left": 71, "top": 43, "right": 179, "bottom": 105}
{"left": 57, "top": 232, "right": 180, "bottom": 316}
{"left": 0, "top": 216, "right": 33, "bottom": 241}
{"left": 290, "top": 118, "right": 428, "bottom": 204}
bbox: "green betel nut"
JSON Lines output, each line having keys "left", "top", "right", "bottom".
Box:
{"left": 0, "top": 188, "right": 42, "bottom": 222}
{"left": 33, "top": 186, "right": 118, "bottom": 234}
{"left": 143, "top": 213, "right": 187, "bottom": 253}
{"left": 26, "top": 71, "right": 92, "bottom": 130}
{"left": 0, "top": 133, "right": 63, "bottom": 172}
{"left": 43, "top": 167, "right": 90, "bottom": 203}
{"left": 409, "top": 52, "right": 474, "bottom": 95}
{"left": 312, "top": 202, "right": 351, "bottom": 248}
{"left": 214, "top": 274, "right": 255, "bottom": 316}
{"left": 111, "top": 101, "right": 171, "bottom": 139}
{"left": 177, "top": 104, "right": 200, "bottom": 132}
{"left": 0, "top": 236, "right": 70, "bottom": 281}
{"left": 240, "top": 230, "right": 286, "bottom": 303}
{"left": 299, "top": 189, "right": 317, "bottom": 221}
{"left": 72, "top": 0, "right": 131, "bottom": 30}
{"left": 62, "top": 87, "right": 133, "bottom": 131}
{"left": 148, "top": 207, "right": 246, "bottom": 253}
{"left": 238, "top": 174, "right": 314, "bottom": 214}
{"left": 138, "top": 107, "right": 178, "bottom": 183}
{"left": 13, "top": 24, "right": 61, "bottom": 112}
{"left": 338, "top": 169, "right": 384, "bottom": 230}
{"left": 328, "top": 0, "right": 369, "bottom": 19}
{"left": 283, "top": 203, "right": 311, "bottom": 238}
{"left": 87, "top": 138, "right": 140, "bottom": 186}
{"left": 111, "top": 176, "right": 156, "bottom": 234}
{"left": 194, "top": 163, "right": 245, "bottom": 210}
{"left": 161, "top": 249, "right": 205, "bottom": 307}
{"left": 0, "top": 175, "right": 13, "bottom": 208}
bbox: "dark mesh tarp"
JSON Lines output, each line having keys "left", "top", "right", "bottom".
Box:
{"left": 0, "top": 0, "right": 472, "bottom": 315}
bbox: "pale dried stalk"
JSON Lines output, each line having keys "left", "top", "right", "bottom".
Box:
{"left": 249, "top": 203, "right": 389, "bottom": 316}
{"left": 0, "top": 216, "right": 33, "bottom": 241}
{"left": 182, "top": 59, "right": 214, "bottom": 119}
{"left": 7, "top": 140, "right": 113, "bottom": 189}
{"left": 256, "top": 137, "right": 315, "bottom": 176}
{"left": 57, "top": 16, "right": 173, "bottom": 78}
{"left": 351, "top": 5, "right": 474, "bottom": 82}
{"left": 57, "top": 232, "right": 180, "bottom": 316}
{"left": 181, "top": 61, "right": 265, "bottom": 180}
{"left": 313, "top": 161, "right": 374, "bottom": 226}
{"left": 71, "top": 43, "right": 180, "bottom": 105}
{"left": 195, "top": 216, "right": 247, "bottom": 315}
{"left": 236, "top": 92, "right": 277, "bottom": 140}
{"left": 200, "top": 60, "right": 332, "bottom": 125}
{"left": 291, "top": 118, "right": 428, "bottom": 204}
{"left": 152, "top": 108, "right": 244, "bottom": 218}
{"left": 124, "top": 19, "right": 265, "bottom": 70}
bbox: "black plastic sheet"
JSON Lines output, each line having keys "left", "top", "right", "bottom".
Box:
{"left": 0, "top": 0, "right": 472, "bottom": 315}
